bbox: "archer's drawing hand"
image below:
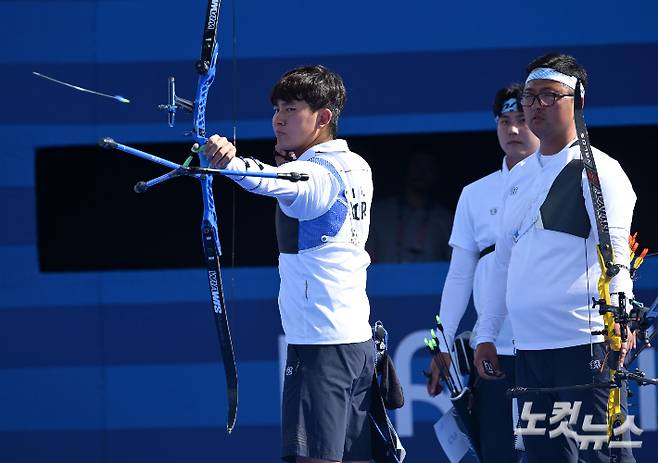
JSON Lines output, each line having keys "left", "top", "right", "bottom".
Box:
{"left": 274, "top": 143, "right": 296, "bottom": 166}
{"left": 202, "top": 135, "right": 237, "bottom": 168}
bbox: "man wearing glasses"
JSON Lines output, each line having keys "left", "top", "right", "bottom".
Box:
{"left": 474, "top": 53, "right": 636, "bottom": 462}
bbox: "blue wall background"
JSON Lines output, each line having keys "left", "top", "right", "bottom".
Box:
{"left": 2, "top": 1, "right": 658, "bottom": 461}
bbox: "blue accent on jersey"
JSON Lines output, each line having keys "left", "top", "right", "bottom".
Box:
{"left": 298, "top": 157, "right": 349, "bottom": 251}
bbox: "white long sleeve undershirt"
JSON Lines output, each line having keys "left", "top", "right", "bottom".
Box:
{"left": 439, "top": 246, "right": 479, "bottom": 349}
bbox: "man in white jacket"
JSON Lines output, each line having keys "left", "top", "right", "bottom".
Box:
{"left": 203, "top": 65, "right": 375, "bottom": 463}
{"left": 474, "top": 53, "right": 636, "bottom": 463}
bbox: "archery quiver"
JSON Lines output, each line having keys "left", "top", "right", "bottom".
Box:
{"left": 370, "top": 321, "right": 406, "bottom": 463}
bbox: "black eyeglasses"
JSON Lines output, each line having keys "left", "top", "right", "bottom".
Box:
{"left": 520, "top": 92, "right": 575, "bottom": 107}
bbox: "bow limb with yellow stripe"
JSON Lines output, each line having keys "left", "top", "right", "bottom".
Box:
{"left": 574, "top": 80, "right": 625, "bottom": 450}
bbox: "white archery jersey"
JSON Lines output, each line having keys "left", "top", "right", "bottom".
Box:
{"left": 225, "top": 139, "right": 373, "bottom": 344}
{"left": 476, "top": 141, "right": 636, "bottom": 350}
{"left": 442, "top": 158, "right": 516, "bottom": 355}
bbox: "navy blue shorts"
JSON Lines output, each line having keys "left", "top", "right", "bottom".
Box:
{"left": 281, "top": 340, "right": 374, "bottom": 462}
{"left": 516, "top": 343, "right": 635, "bottom": 463}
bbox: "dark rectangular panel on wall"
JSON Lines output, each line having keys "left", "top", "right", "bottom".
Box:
{"left": 35, "top": 126, "right": 658, "bottom": 271}
{"left": 34, "top": 141, "right": 280, "bottom": 271}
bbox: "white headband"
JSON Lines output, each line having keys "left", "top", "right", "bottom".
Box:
{"left": 525, "top": 67, "right": 585, "bottom": 97}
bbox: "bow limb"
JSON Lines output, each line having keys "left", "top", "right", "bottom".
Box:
{"left": 596, "top": 249, "right": 623, "bottom": 445}
{"left": 575, "top": 82, "right": 623, "bottom": 452}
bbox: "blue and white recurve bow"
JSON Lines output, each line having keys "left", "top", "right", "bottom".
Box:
{"left": 100, "top": 0, "right": 306, "bottom": 434}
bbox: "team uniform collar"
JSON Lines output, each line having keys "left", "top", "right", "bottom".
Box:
{"left": 502, "top": 156, "right": 510, "bottom": 175}
{"left": 502, "top": 154, "right": 534, "bottom": 177}
{"left": 537, "top": 138, "right": 579, "bottom": 168}
{"left": 298, "top": 139, "right": 349, "bottom": 160}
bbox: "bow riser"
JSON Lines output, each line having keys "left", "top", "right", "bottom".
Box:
{"left": 194, "top": 71, "right": 216, "bottom": 143}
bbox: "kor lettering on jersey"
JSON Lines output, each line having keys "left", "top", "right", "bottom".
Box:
{"left": 350, "top": 187, "right": 368, "bottom": 220}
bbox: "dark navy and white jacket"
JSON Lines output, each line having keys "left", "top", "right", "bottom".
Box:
{"left": 225, "top": 139, "right": 373, "bottom": 345}
{"left": 475, "top": 140, "right": 636, "bottom": 350}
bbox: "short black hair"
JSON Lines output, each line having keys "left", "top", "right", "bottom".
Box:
{"left": 492, "top": 83, "right": 524, "bottom": 117}
{"left": 270, "top": 64, "right": 346, "bottom": 137}
{"left": 526, "top": 52, "right": 588, "bottom": 90}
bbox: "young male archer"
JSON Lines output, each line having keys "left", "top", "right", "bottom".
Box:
{"left": 203, "top": 64, "right": 375, "bottom": 463}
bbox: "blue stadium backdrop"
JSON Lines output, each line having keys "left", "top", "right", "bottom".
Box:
{"left": 1, "top": 1, "right": 657, "bottom": 462}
